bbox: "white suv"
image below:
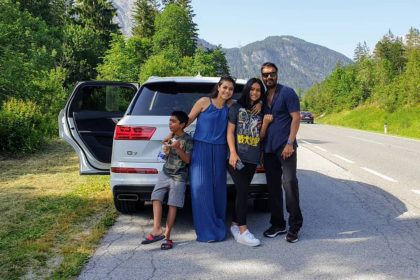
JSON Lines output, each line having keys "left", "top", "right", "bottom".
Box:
{"left": 59, "top": 77, "right": 268, "bottom": 213}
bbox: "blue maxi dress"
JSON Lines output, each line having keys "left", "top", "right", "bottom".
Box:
{"left": 190, "top": 99, "right": 228, "bottom": 242}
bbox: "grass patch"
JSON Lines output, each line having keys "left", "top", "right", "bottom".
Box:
{"left": 316, "top": 106, "right": 420, "bottom": 139}
{"left": 0, "top": 139, "right": 117, "bottom": 280}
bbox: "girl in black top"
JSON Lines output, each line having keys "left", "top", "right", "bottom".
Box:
{"left": 226, "top": 78, "right": 272, "bottom": 246}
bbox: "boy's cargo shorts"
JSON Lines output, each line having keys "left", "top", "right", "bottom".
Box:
{"left": 151, "top": 172, "right": 186, "bottom": 208}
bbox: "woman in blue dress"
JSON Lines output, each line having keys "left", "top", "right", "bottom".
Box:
{"left": 187, "top": 76, "right": 236, "bottom": 242}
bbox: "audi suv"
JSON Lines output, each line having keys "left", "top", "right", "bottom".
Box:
{"left": 59, "top": 77, "right": 268, "bottom": 213}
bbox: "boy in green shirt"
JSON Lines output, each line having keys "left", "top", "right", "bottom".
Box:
{"left": 141, "top": 111, "right": 193, "bottom": 250}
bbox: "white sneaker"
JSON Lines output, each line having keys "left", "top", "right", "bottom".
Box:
{"left": 230, "top": 224, "right": 240, "bottom": 240}
{"left": 237, "top": 230, "right": 261, "bottom": 247}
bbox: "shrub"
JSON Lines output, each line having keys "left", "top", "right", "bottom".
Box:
{"left": 0, "top": 98, "right": 47, "bottom": 154}
{"left": 32, "top": 67, "right": 69, "bottom": 137}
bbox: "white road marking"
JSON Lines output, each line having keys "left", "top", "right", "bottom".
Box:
{"left": 314, "top": 145, "right": 327, "bottom": 152}
{"left": 333, "top": 154, "right": 355, "bottom": 164}
{"left": 361, "top": 167, "right": 398, "bottom": 182}
{"left": 412, "top": 190, "right": 420, "bottom": 195}
{"left": 338, "top": 230, "right": 360, "bottom": 235}
{"left": 347, "top": 136, "right": 384, "bottom": 146}
{"left": 300, "top": 140, "right": 311, "bottom": 145}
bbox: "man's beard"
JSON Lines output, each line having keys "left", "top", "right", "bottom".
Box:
{"left": 265, "top": 81, "right": 277, "bottom": 89}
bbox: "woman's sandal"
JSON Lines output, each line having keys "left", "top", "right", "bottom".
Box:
{"left": 160, "top": 239, "right": 173, "bottom": 250}
{"left": 141, "top": 233, "right": 165, "bottom": 244}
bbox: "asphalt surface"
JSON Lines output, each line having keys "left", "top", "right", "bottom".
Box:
{"left": 78, "top": 124, "right": 420, "bottom": 280}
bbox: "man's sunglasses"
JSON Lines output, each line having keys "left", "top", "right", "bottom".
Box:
{"left": 262, "top": 72, "right": 277, "bottom": 78}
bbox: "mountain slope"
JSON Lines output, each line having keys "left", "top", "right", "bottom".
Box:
{"left": 221, "top": 36, "right": 352, "bottom": 90}
{"left": 112, "top": 0, "right": 135, "bottom": 36}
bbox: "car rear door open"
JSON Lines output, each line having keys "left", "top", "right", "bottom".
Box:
{"left": 59, "top": 81, "right": 138, "bottom": 174}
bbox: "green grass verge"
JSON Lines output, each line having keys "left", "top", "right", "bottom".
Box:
{"left": 316, "top": 106, "right": 420, "bottom": 139}
{"left": 0, "top": 139, "right": 117, "bottom": 280}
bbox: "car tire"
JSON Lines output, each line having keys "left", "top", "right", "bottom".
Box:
{"left": 253, "top": 198, "right": 270, "bottom": 212}
{"left": 113, "top": 196, "right": 145, "bottom": 214}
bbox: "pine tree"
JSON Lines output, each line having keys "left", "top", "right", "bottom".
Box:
{"left": 405, "top": 27, "right": 420, "bottom": 50}
{"left": 353, "top": 41, "right": 370, "bottom": 62}
{"left": 160, "top": 0, "right": 198, "bottom": 47}
{"left": 132, "top": 0, "right": 159, "bottom": 38}
{"left": 61, "top": 0, "right": 121, "bottom": 83}
{"left": 153, "top": 3, "right": 196, "bottom": 56}
{"left": 176, "top": 0, "right": 198, "bottom": 48}
{"left": 11, "top": 0, "right": 70, "bottom": 26}
{"left": 209, "top": 46, "right": 230, "bottom": 75}
{"left": 374, "top": 30, "right": 406, "bottom": 76}
{"left": 73, "top": 0, "right": 120, "bottom": 44}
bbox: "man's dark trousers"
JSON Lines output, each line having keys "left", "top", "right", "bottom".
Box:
{"left": 264, "top": 150, "right": 303, "bottom": 231}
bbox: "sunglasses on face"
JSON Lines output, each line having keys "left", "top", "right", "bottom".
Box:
{"left": 262, "top": 72, "right": 277, "bottom": 78}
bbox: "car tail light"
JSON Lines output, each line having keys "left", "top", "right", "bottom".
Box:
{"left": 256, "top": 166, "right": 265, "bottom": 173}
{"left": 114, "top": 125, "right": 156, "bottom": 140}
{"left": 111, "top": 167, "right": 158, "bottom": 174}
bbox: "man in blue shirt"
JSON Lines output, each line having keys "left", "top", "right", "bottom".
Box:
{"left": 261, "top": 62, "right": 303, "bottom": 243}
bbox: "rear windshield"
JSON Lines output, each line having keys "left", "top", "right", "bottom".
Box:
{"left": 130, "top": 82, "right": 243, "bottom": 116}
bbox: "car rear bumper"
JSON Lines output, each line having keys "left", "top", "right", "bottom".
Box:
{"left": 112, "top": 183, "right": 268, "bottom": 202}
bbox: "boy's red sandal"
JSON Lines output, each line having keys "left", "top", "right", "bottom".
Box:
{"left": 161, "top": 239, "right": 173, "bottom": 250}
{"left": 141, "top": 234, "right": 165, "bottom": 244}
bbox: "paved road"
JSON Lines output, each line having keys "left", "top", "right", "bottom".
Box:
{"left": 78, "top": 124, "right": 420, "bottom": 280}
{"left": 298, "top": 123, "right": 420, "bottom": 211}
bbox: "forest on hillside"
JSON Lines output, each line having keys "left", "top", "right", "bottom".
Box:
{"left": 302, "top": 28, "right": 419, "bottom": 114}
{"left": 0, "top": 0, "right": 229, "bottom": 154}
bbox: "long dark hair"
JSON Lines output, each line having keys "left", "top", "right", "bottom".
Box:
{"left": 210, "top": 75, "right": 236, "bottom": 98}
{"left": 237, "top": 78, "right": 266, "bottom": 110}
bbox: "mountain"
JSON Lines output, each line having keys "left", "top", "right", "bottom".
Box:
{"left": 112, "top": 0, "right": 135, "bottom": 36}
{"left": 199, "top": 36, "right": 352, "bottom": 90}
{"left": 111, "top": 0, "right": 352, "bottom": 90}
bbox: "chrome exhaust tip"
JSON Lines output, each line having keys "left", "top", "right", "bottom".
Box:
{"left": 117, "top": 194, "right": 139, "bottom": 201}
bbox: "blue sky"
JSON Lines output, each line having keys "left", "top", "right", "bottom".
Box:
{"left": 192, "top": 0, "right": 419, "bottom": 59}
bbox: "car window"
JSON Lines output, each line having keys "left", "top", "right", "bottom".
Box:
{"left": 130, "top": 82, "right": 243, "bottom": 116}
{"left": 71, "top": 85, "right": 136, "bottom": 113}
